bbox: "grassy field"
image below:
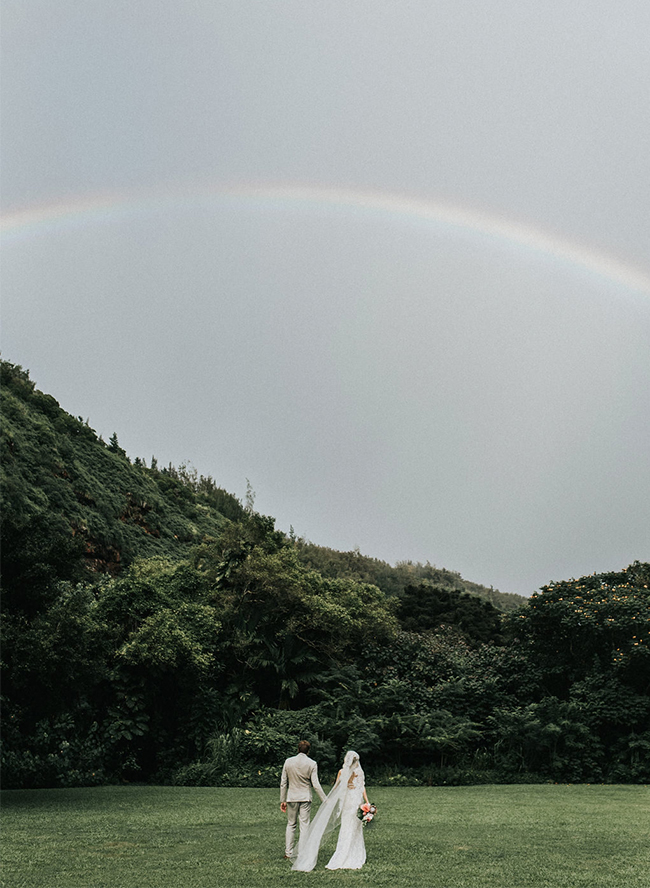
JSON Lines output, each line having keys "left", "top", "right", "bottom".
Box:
{"left": 1, "top": 784, "right": 648, "bottom": 888}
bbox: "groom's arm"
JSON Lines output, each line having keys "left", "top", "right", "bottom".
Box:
{"left": 310, "top": 764, "right": 327, "bottom": 802}
{"left": 280, "top": 762, "right": 289, "bottom": 810}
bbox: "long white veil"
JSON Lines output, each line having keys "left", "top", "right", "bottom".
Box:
{"left": 292, "top": 750, "right": 360, "bottom": 873}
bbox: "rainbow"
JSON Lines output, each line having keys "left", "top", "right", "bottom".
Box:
{"left": 2, "top": 182, "right": 650, "bottom": 295}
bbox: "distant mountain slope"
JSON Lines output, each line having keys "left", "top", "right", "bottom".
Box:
{"left": 1, "top": 359, "right": 524, "bottom": 610}
{"left": 0, "top": 361, "right": 244, "bottom": 600}
{"left": 296, "top": 542, "right": 526, "bottom": 611}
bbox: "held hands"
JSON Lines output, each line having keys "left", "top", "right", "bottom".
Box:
{"left": 280, "top": 802, "right": 287, "bottom": 813}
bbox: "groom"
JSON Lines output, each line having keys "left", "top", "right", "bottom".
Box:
{"left": 280, "top": 740, "right": 327, "bottom": 860}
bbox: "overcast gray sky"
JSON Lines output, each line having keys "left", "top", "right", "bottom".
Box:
{"left": 2, "top": 0, "right": 649, "bottom": 595}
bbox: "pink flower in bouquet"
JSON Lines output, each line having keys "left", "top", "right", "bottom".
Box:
{"left": 357, "top": 803, "right": 377, "bottom": 826}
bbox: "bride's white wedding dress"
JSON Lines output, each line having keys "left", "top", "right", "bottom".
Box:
{"left": 325, "top": 764, "right": 366, "bottom": 870}
{"left": 292, "top": 750, "right": 367, "bottom": 872}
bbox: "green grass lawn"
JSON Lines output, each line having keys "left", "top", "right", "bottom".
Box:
{"left": 1, "top": 784, "right": 648, "bottom": 888}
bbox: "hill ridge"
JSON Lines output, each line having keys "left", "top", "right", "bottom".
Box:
{"left": 0, "top": 359, "right": 524, "bottom": 609}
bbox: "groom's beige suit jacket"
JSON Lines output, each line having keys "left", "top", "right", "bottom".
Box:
{"left": 280, "top": 752, "right": 327, "bottom": 803}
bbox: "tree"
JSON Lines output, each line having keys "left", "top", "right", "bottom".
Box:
{"left": 205, "top": 524, "right": 398, "bottom": 710}
{"left": 397, "top": 583, "right": 504, "bottom": 645}
{"left": 508, "top": 562, "right": 650, "bottom": 697}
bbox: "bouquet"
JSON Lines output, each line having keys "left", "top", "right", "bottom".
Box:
{"left": 357, "top": 803, "right": 377, "bottom": 827}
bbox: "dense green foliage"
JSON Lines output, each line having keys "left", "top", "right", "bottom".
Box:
{"left": 1, "top": 360, "right": 648, "bottom": 789}
{"left": 1, "top": 361, "right": 244, "bottom": 607}
{"left": 295, "top": 541, "right": 524, "bottom": 611}
{"left": 396, "top": 583, "right": 505, "bottom": 644}
{"left": 3, "top": 785, "right": 649, "bottom": 888}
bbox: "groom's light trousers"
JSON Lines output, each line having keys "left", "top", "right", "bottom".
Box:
{"left": 285, "top": 801, "right": 311, "bottom": 857}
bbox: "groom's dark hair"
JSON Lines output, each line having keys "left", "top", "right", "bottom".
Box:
{"left": 298, "top": 740, "right": 311, "bottom": 754}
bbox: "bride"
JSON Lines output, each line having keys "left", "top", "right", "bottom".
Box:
{"left": 292, "top": 750, "right": 371, "bottom": 872}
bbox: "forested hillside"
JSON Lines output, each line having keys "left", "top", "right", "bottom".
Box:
{"left": 295, "top": 543, "right": 523, "bottom": 611}
{"left": 1, "top": 361, "right": 244, "bottom": 594}
{"left": 1, "top": 360, "right": 648, "bottom": 789}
